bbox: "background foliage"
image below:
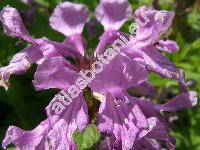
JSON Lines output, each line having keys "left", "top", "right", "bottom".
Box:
{"left": 0, "top": 0, "right": 200, "bottom": 149}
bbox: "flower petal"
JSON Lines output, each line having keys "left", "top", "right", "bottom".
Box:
{"left": 134, "top": 138, "right": 161, "bottom": 150}
{"left": 142, "top": 47, "right": 187, "bottom": 91}
{"left": 134, "top": 6, "right": 174, "bottom": 45}
{"left": 124, "top": 46, "right": 187, "bottom": 91}
{"left": 135, "top": 98, "right": 176, "bottom": 149}
{"left": 128, "top": 81, "right": 157, "bottom": 97}
{"left": 46, "top": 92, "right": 89, "bottom": 149}
{"left": 2, "top": 119, "right": 51, "bottom": 150}
{"left": 36, "top": 38, "right": 83, "bottom": 60}
{"left": 94, "top": 30, "right": 120, "bottom": 55}
{"left": 98, "top": 89, "right": 155, "bottom": 149}
{"left": 63, "top": 34, "right": 87, "bottom": 57}
{"left": 33, "top": 56, "right": 79, "bottom": 91}
{"left": 98, "top": 137, "right": 114, "bottom": 150}
{"left": 144, "top": 121, "right": 175, "bottom": 149}
{"left": 0, "top": 6, "right": 34, "bottom": 42}
{"left": 50, "top": 2, "right": 89, "bottom": 36}
{"left": 156, "top": 39, "right": 179, "bottom": 53}
{"left": 0, "top": 44, "right": 43, "bottom": 90}
{"left": 95, "top": 0, "right": 132, "bottom": 31}
{"left": 156, "top": 91, "right": 198, "bottom": 112}
{"left": 91, "top": 54, "right": 148, "bottom": 93}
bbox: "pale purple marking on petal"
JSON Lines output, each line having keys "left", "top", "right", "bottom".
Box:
{"left": 139, "top": 117, "right": 158, "bottom": 139}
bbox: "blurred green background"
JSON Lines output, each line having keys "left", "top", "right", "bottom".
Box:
{"left": 0, "top": 0, "right": 200, "bottom": 149}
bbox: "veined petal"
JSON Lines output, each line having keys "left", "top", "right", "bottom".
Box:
{"left": 50, "top": 2, "right": 89, "bottom": 36}
{"left": 135, "top": 98, "right": 176, "bottom": 149}
{"left": 0, "top": 6, "right": 34, "bottom": 42}
{"left": 63, "top": 34, "right": 87, "bottom": 57}
{"left": 156, "top": 39, "right": 179, "bottom": 53}
{"left": 0, "top": 44, "right": 43, "bottom": 90}
{"left": 2, "top": 119, "right": 51, "bottom": 150}
{"left": 124, "top": 46, "right": 187, "bottom": 91}
{"left": 46, "top": 93, "right": 89, "bottom": 149}
{"left": 98, "top": 90, "right": 156, "bottom": 150}
{"left": 134, "top": 6, "right": 174, "bottom": 45}
{"left": 134, "top": 138, "right": 161, "bottom": 150}
{"left": 156, "top": 91, "right": 198, "bottom": 112}
{"left": 94, "top": 30, "right": 119, "bottom": 55}
{"left": 33, "top": 56, "right": 79, "bottom": 91}
{"left": 141, "top": 47, "right": 177, "bottom": 77}
{"left": 36, "top": 38, "right": 82, "bottom": 60}
{"left": 91, "top": 54, "right": 148, "bottom": 93}
{"left": 142, "top": 47, "right": 187, "bottom": 91}
{"left": 95, "top": 0, "right": 132, "bottom": 31}
{"left": 144, "top": 121, "right": 175, "bottom": 149}
{"left": 128, "top": 81, "right": 157, "bottom": 97}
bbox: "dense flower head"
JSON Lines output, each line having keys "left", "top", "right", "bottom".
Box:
{"left": 0, "top": 1, "right": 197, "bottom": 150}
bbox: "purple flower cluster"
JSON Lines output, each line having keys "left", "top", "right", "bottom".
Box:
{"left": 0, "top": 0, "right": 197, "bottom": 150}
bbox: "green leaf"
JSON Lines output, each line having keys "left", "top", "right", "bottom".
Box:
{"left": 73, "top": 124, "right": 101, "bottom": 150}
{"left": 35, "top": 0, "right": 60, "bottom": 8}
{"left": 6, "top": 147, "right": 15, "bottom": 150}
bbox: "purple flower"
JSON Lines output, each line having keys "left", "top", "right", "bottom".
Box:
{"left": 0, "top": 1, "right": 198, "bottom": 150}
{"left": 89, "top": 54, "right": 193, "bottom": 149}
{"left": 123, "top": 6, "right": 187, "bottom": 92}
{"left": 0, "top": 6, "right": 78, "bottom": 89}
